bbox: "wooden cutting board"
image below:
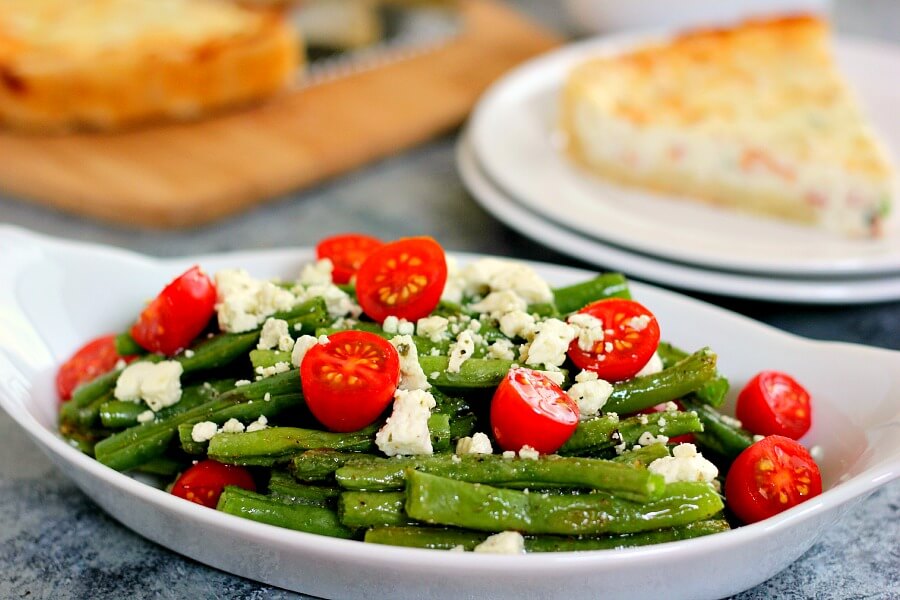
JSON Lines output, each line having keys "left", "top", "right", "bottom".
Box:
{"left": 0, "top": 0, "right": 559, "bottom": 228}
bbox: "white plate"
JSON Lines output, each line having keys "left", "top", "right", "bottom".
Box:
{"left": 459, "top": 131, "right": 900, "bottom": 304}
{"left": 469, "top": 32, "right": 900, "bottom": 278}
{"left": 1, "top": 226, "right": 898, "bottom": 600}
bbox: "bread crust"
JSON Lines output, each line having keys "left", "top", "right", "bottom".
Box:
{"left": 0, "top": 0, "right": 300, "bottom": 132}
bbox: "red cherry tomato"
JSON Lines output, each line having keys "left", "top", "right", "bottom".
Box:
{"left": 725, "top": 435, "right": 822, "bottom": 524}
{"left": 130, "top": 266, "right": 217, "bottom": 356}
{"left": 567, "top": 299, "right": 661, "bottom": 382}
{"left": 300, "top": 331, "right": 400, "bottom": 432}
{"left": 355, "top": 237, "right": 447, "bottom": 323}
{"left": 490, "top": 367, "right": 580, "bottom": 454}
{"left": 56, "top": 334, "right": 132, "bottom": 401}
{"left": 639, "top": 402, "right": 695, "bottom": 444}
{"left": 316, "top": 233, "right": 383, "bottom": 284}
{"left": 171, "top": 459, "right": 256, "bottom": 509}
{"left": 736, "top": 371, "right": 812, "bottom": 439}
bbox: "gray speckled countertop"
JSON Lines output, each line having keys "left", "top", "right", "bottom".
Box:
{"left": 2, "top": 1, "right": 899, "bottom": 598}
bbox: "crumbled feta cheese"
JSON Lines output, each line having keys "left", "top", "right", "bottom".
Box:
{"left": 183, "top": 350, "right": 195, "bottom": 359}
{"left": 664, "top": 401, "right": 679, "bottom": 412}
{"left": 648, "top": 443, "right": 718, "bottom": 484}
{"left": 638, "top": 414, "right": 649, "bottom": 425}
{"left": 638, "top": 431, "right": 669, "bottom": 447}
{"left": 719, "top": 414, "right": 743, "bottom": 429}
{"left": 441, "top": 257, "right": 465, "bottom": 304}
{"left": 246, "top": 415, "right": 268, "bottom": 433}
{"left": 537, "top": 370, "right": 565, "bottom": 387}
{"left": 263, "top": 392, "right": 271, "bottom": 402}
{"left": 298, "top": 258, "right": 334, "bottom": 287}
{"left": 257, "top": 318, "right": 294, "bottom": 352}
{"left": 498, "top": 310, "right": 536, "bottom": 339}
{"left": 221, "top": 418, "right": 245, "bottom": 434}
{"left": 474, "top": 531, "right": 525, "bottom": 555}
{"left": 451, "top": 454, "right": 462, "bottom": 464}
{"left": 291, "top": 335, "right": 320, "bottom": 368}
{"left": 375, "top": 389, "right": 436, "bottom": 457}
{"left": 390, "top": 335, "right": 431, "bottom": 391}
{"left": 502, "top": 450, "right": 516, "bottom": 459}
{"left": 294, "top": 283, "right": 359, "bottom": 319}
{"left": 523, "top": 319, "right": 575, "bottom": 368}
{"left": 255, "top": 361, "right": 290, "bottom": 379}
{"left": 136, "top": 410, "right": 155, "bottom": 424}
{"left": 635, "top": 352, "right": 663, "bottom": 377}
{"left": 566, "top": 377, "right": 614, "bottom": 419}
{"left": 448, "top": 330, "right": 476, "bottom": 373}
{"left": 191, "top": 421, "right": 218, "bottom": 443}
{"left": 518, "top": 445, "right": 539, "bottom": 460}
{"left": 461, "top": 259, "right": 554, "bottom": 304}
{"left": 567, "top": 313, "right": 605, "bottom": 353}
{"left": 627, "top": 315, "right": 652, "bottom": 332}
{"left": 114, "top": 358, "right": 127, "bottom": 370}
{"left": 574, "top": 369, "right": 599, "bottom": 383}
{"left": 235, "top": 379, "right": 252, "bottom": 387}
{"left": 215, "top": 269, "right": 297, "bottom": 333}
{"left": 382, "top": 316, "right": 400, "bottom": 334}
{"left": 487, "top": 339, "right": 516, "bottom": 361}
{"left": 456, "top": 432, "right": 493, "bottom": 455}
{"left": 753, "top": 434, "right": 765, "bottom": 443}
{"left": 114, "top": 361, "right": 184, "bottom": 412}
{"left": 416, "top": 316, "right": 449, "bottom": 342}
{"left": 468, "top": 290, "right": 527, "bottom": 318}
{"left": 658, "top": 417, "right": 667, "bottom": 427}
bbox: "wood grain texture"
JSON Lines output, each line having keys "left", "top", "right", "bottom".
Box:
{"left": 0, "top": 0, "right": 559, "bottom": 228}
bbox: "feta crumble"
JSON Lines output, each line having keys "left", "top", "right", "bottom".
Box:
{"left": 257, "top": 318, "right": 294, "bottom": 352}
{"left": 291, "top": 335, "right": 321, "bottom": 368}
{"left": 255, "top": 361, "right": 290, "bottom": 379}
{"left": 456, "top": 432, "right": 493, "bottom": 455}
{"left": 298, "top": 258, "right": 334, "bottom": 287}
{"left": 474, "top": 531, "right": 525, "bottom": 555}
{"left": 114, "top": 361, "right": 184, "bottom": 412}
{"left": 566, "top": 377, "right": 614, "bottom": 419}
{"left": 523, "top": 319, "right": 575, "bottom": 368}
{"left": 390, "top": 335, "right": 431, "bottom": 391}
{"left": 487, "top": 339, "right": 516, "bottom": 361}
{"left": 191, "top": 421, "right": 218, "bottom": 443}
{"left": 461, "top": 259, "right": 554, "bottom": 304}
{"left": 537, "top": 370, "right": 565, "bottom": 386}
{"left": 518, "top": 445, "right": 539, "bottom": 460}
{"left": 375, "top": 389, "right": 436, "bottom": 457}
{"left": 498, "top": 310, "right": 536, "bottom": 339}
{"left": 221, "top": 418, "right": 245, "bottom": 434}
{"left": 416, "top": 316, "right": 449, "bottom": 342}
{"left": 648, "top": 443, "right": 718, "bottom": 484}
{"left": 136, "top": 410, "right": 155, "bottom": 424}
{"left": 246, "top": 415, "right": 269, "bottom": 433}
{"left": 635, "top": 352, "right": 663, "bottom": 377}
{"left": 638, "top": 431, "right": 670, "bottom": 447}
{"left": 448, "top": 330, "right": 476, "bottom": 373}
{"left": 502, "top": 450, "right": 516, "bottom": 459}
{"left": 567, "top": 313, "right": 605, "bottom": 353}
{"left": 468, "top": 290, "right": 527, "bottom": 318}
{"left": 215, "top": 269, "right": 297, "bottom": 333}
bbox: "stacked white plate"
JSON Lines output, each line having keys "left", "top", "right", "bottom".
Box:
{"left": 459, "top": 30, "right": 900, "bottom": 304}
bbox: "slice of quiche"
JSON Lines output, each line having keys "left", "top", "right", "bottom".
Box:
{"left": 0, "top": 0, "right": 301, "bottom": 132}
{"left": 561, "top": 16, "right": 895, "bottom": 237}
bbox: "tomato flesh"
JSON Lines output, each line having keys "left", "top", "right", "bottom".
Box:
{"left": 725, "top": 435, "right": 822, "bottom": 524}
{"left": 567, "top": 299, "right": 660, "bottom": 382}
{"left": 56, "top": 334, "right": 131, "bottom": 401}
{"left": 355, "top": 237, "right": 447, "bottom": 323}
{"left": 131, "top": 266, "right": 217, "bottom": 356}
{"left": 316, "top": 233, "right": 383, "bottom": 284}
{"left": 171, "top": 459, "right": 256, "bottom": 509}
{"left": 300, "top": 331, "right": 400, "bottom": 432}
{"left": 491, "top": 368, "right": 579, "bottom": 454}
{"left": 736, "top": 371, "right": 812, "bottom": 439}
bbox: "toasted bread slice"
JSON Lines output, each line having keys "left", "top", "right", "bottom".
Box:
{"left": 0, "top": 0, "right": 301, "bottom": 132}
{"left": 561, "top": 16, "right": 894, "bottom": 237}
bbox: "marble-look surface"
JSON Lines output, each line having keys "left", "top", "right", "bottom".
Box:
{"left": 1, "top": 1, "right": 899, "bottom": 598}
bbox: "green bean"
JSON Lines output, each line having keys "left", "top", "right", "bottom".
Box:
{"left": 134, "top": 456, "right": 185, "bottom": 477}
{"left": 610, "top": 443, "right": 670, "bottom": 467}
{"left": 207, "top": 425, "right": 379, "bottom": 466}
{"left": 267, "top": 472, "right": 341, "bottom": 508}
{"left": 249, "top": 349, "right": 292, "bottom": 370}
{"left": 428, "top": 414, "right": 452, "bottom": 453}
{"left": 405, "top": 471, "right": 723, "bottom": 535}
{"left": 603, "top": 348, "right": 717, "bottom": 414}
{"left": 291, "top": 450, "right": 374, "bottom": 482}
{"left": 217, "top": 487, "right": 353, "bottom": 539}
{"left": 99, "top": 379, "right": 234, "bottom": 429}
{"left": 418, "top": 357, "right": 569, "bottom": 390}
{"left": 60, "top": 390, "right": 114, "bottom": 429}
{"left": 335, "top": 454, "right": 665, "bottom": 502}
{"left": 339, "top": 491, "right": 415, "bottom": 528}
{"left": 115, "top": 332, "right": 146, "bottom": 356}
{"left": 365, "top": 519, "right": 731, "bottom": 551}
{"left": 552, "top": 273, "right": 631, "bottom": 314}
{"left": 682, "top": 399, "right": 754, "bottom": 460}
{"left": 560, "top": 410, "right": 703, "bottom": 456}
{"left": 657, "top": 342, "right": 729, "bottom": 407}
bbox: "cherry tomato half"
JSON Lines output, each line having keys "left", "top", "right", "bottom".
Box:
{"left": 131, "top": 266, "right": 217, "bottom": 356}
{"left": 736, "top": 371, "right": 812, "bottom": 439}
{"left": 725, "top": 435, "right": 822, "bottom": 524}
{"left": 491, "top": 368, "right": 580, "bottom": 454}
{"left": 639, "top": 401, "right": 695, "bottom": 444}
{"left": 56, "top": 334, "right": 132, "bottom": 401}
{"left": 567, "top": 299, "right": 660, "bottom": 382}
{"left": 171, "top": 459, "right": 256, "bottom": 509}
{"left": 300, "top": 331, "right": 400, "bottom": 432}
{"left": 316, "top": 233, "right": 383, "bottom": 284}
{"left": 355, "top": 237, "right": 447, "bottom": 323}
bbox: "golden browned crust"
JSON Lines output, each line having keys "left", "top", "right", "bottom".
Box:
{"left": 0, "top": 0, "right": 301, "bottom": 132}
